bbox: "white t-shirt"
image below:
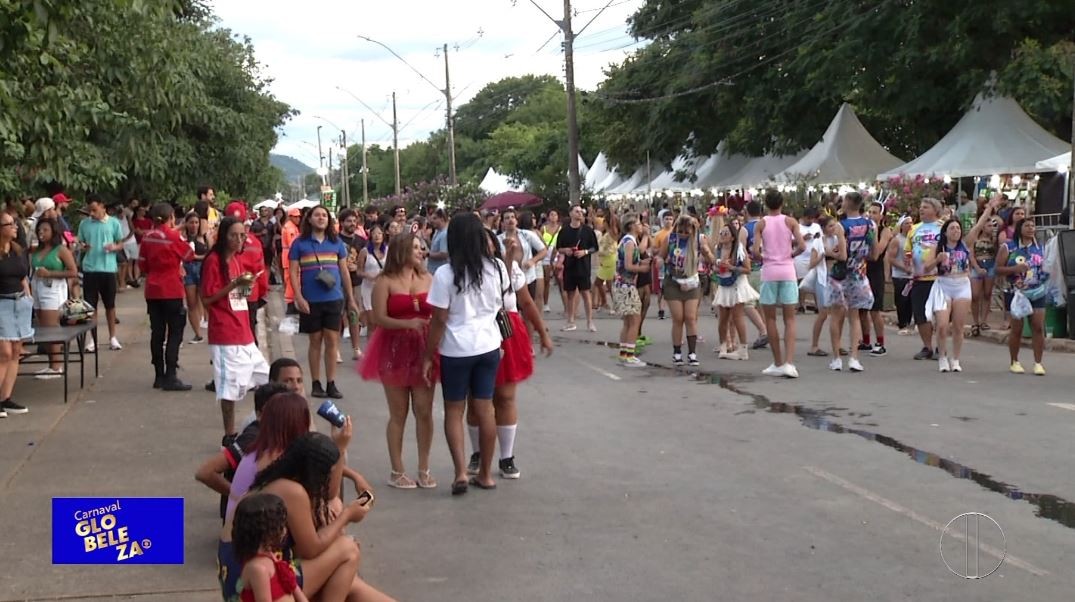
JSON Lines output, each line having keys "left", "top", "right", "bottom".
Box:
{"left": 503, "top": 261, "right": 527, "bottom": 313}
{"left": 498, "top": 229, "right": 545, "bottom": 284}
{"left": 794, "top": 222, "right": 824, "bottom": 277}
{"left": 428, "top": 258, "right": 510, "bottom": 358}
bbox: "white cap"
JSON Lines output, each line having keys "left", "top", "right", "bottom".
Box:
{"left": 32, "top": 197, "right": 55, "bottom": 220}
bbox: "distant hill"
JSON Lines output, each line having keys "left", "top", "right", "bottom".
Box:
{"left": 270, "top": 154, "right": 314, "bottom": 180}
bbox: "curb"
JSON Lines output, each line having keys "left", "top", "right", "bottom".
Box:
{"left": 880, "top": 311, "right": 1075, "bottom": 353}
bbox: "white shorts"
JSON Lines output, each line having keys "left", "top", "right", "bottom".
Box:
{"left": 32, "top": 277, "right": 69, "bottom": 311}
{"left": 124, "top": 240, "right": 139, "bottom": 260}
{"left": 935, "top": 276, "right": 972, "bottom": 301}
{"left": 210, "top": 343, "right": 269, "bottom": 401}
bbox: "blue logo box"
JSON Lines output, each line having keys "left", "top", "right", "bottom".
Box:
{"left": 52, "top": 497, "right": 184, "bottom": 564}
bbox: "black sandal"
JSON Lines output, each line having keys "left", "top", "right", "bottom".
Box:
{"left": 807, "top": 349, "right": 829, "bottom": 357}
{"left": 451, "top": 480, "right": 468, "bottom": 496}
{"left": 469, "top": 477, "right": 497, "bottom": 490}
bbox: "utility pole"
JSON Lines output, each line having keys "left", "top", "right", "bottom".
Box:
{"left": 392, "top": 91, "right": 401, "bottom": 198}
{"left": 562, "top": 0, "right": 581, "bottom": 204}
{"left": 1069, "top": 58, "right": 1074, "bottom": 229}
{"left": 328, "top": 147, "right": 335, "bottom": 192}
{"left": 444, "top": 43, "right": 457, "bottom": 186}
{"left": 316, "top": 125, "right": 324, "bottom": 168}
{"left": 525, "top": 0, "right": 614, "bottom": 205}
{"left": 361, "top": 119, "right": 369, "bottom": 206}
{"left": 339, "top": 131, "right": 351, "bottom": 208}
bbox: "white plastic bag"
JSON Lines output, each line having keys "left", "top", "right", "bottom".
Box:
{"left": 1043, "top": 236, "right": 1066, "bottom": 307}
{"left": 278, "top": 315, "right": 299, "bottom": 335}
{"left": 924, "top": 281, "right": 949, "bottom": 323}
{"left": 799, "top": 268, "right": 818, "bottom": 293}
{"left": 1010, "top": 289, "right": 1033, "bottom": 320}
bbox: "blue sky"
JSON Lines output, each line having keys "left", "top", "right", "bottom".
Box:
{"left": 213, "top": 0, "right": 646, "bottom": 168}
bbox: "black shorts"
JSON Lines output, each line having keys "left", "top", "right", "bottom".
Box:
{"left": 527, "top": 280, "right": 537, "bottom": 300}
{"left": 83, "top": 271, "right": 118, "bottom": 311}
{"left": 636, "top": 268, "right": 652, "bottom": 288}
{"left": 563, "top": 269, "right": 591, "bottom": 292}
{"left": 910, "top": 280, "right": 933, "bottom": 325}
{"left": 299, "top": 299, "right": 344, "bottom": 333}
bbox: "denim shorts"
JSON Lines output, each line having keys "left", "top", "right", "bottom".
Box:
{"left": 183, "top": 261, "right": 202, "bottom": 287}
{"left": 759, "top": 280, "right": 799, "bottom": 306}
{"left": 440, "top": 349, "right": 501, "bottom": 402}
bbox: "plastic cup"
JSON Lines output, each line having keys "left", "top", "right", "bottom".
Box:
{"left": 317, "top": 400, "right": 346, "bottom": 428}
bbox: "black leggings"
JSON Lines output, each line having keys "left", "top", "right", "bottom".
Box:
{"left": 892, "top": 277, "right": 913, "bottom": 328}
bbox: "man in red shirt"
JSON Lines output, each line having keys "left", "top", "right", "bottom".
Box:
{"left": 224, "top": 201, "right": 269, "bottom": 345}
{"left": 138, "top": 203, "right": 194, "bottom": 391}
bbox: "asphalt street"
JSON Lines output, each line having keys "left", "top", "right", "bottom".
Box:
{"left": 2, "top": 288, "right": 1074, "bottom": 600}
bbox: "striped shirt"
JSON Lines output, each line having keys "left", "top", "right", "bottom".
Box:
{"left": 288, "top": 235, "right": 347, "bottom": 303}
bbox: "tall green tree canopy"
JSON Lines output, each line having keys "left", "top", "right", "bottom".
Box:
{"left": 0, "top": 0, "right": 293, "bottom": 201}
{"left": 592, "top": 0, "right": 1075, "bottom": 172}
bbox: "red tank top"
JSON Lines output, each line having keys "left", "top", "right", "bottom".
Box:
{"left": 240, "top": 553, "right": 298, "bottom": 602}
{"left": 386, "top": 291, "right": 432, "bottom": 319}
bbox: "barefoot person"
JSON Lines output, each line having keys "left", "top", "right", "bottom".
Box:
{"left": 753, "top": 189, "right": 805, "bottom": 378}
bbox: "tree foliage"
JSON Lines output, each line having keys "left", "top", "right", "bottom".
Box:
{"left": 592, "top": 0, "right": 1075, "bottom": 172}
{"left": 0, "top": 0, "right": 293, "bottom": 201}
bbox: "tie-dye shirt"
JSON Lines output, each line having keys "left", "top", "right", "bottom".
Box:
{"left": 937, "top": 240, "right": 971, "bottom": 276}
{"left": 1004, "top": 240, "right": 1048, "bottom": 291}
{"left": 903, "top": 221, "right": 943, "bottom": 281}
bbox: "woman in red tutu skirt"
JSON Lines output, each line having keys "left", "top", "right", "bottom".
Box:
{"left": 466, "top": 231, "right": 553, "bottom": 480}
{"left": 357, "top": 233, "right": 439, "bottom": 490}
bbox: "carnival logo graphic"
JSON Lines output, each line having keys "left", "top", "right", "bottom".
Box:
{"left": 52, "top": 498, "right": 184, "bottom": 564}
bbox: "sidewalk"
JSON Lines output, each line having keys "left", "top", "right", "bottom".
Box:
{"left": 0, "top": 286, "right": 264, "bottom": 601}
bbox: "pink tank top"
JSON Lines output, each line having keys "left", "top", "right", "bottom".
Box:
{"left": 760, "top": 214, "right": 796, "bottom": 282}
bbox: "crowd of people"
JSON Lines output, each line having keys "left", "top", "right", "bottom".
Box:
{"left": 533, "top": 188, "right": 1053, "bottom": 379}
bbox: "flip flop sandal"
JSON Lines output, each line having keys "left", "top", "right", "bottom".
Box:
{"left": 807, "top": 349, "right": 829, "bottom": 357}
{"left": 469, "top": 477, "right": 497, "bottom": 490}
{"left": 416, "top": 470, "right": 437, "bottom": 489}
{"left": 561, "top": 324, "right": 578, "bottom": 332}
{"left": 387, "top": 471, "right": 417, "bottom": 489}
{"left": 980, "top": 323, "right": 991, "bottom": 330}
{"left": 451, "top": 480, "right": 468, "bottom": 496}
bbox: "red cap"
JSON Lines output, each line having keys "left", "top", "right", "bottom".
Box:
{"left": 225, "top": 201, "right": 248, "bottom": 221}
{"left": 52, "top": 193, "right": 71, "bottom": 205}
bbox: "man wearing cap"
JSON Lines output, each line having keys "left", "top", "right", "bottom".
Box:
{"left": 51, "top": 193, "right": 74, "bottom": 239}
{"left": 281, "top": 206, "right": 302, "bottom": 314}
{"left": 225, "top": 201, "right": 269, "bottom": 344}
{"left": 28, "top": 198, "right": 57, "bottom": 247}
{"left": 77, "top": 196, "right": 125, "bottom": 351}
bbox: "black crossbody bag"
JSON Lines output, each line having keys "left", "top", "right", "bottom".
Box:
{"left": 494, "top": 261, "right": 514, "bottom": 340}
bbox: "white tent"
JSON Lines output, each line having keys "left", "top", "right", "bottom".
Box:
{"left": 694, "top": 142, "right": 754, "bottom": 189}
{"left": 595, "top": 166, "right": 625, "bottom": 192}
{"left": 777, "top": 103, "right": 903, "bottom": 185}
{"left": 253, "top": 199, "right": 279, "bottom": 210}
{"left": 1036, "top": 151, "right": 1071, "bottom": 171}
{"left": 879, "top": 94, "right": 1069, "bottom": 179}
{"left": 714, "top": 150, "right": 807, "bottom": 190}
{"left": 578, "top": 155, "right": 589, "bottom": 179}
{"left": 479, "top": 167, "right": 525, "bottom": 194}
{"left": 584, "top": 152, "right": 612, "bottom": 190}
{"left": 647, "top": 155, "right": 709, "bottom": 192}
{"left": 607, "top": 167, "right": 647, "bottom": 195}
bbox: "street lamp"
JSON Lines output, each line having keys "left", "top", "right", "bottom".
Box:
{"left": 313, "top": 115, "right": 351, "bottom": 208}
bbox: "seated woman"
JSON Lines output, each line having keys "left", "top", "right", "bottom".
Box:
{"left": 249, "top": 433, "right": 394, "bottom": 602}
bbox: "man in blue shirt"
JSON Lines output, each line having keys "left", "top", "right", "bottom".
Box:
{"left": 288, "top": 205, "right": 359, "bottom": 400}
{"left": 77, "top": 196, "right": 125, "bottom": 351}
{"left": 427, "top": 209, "right": 449, "bottom": 274}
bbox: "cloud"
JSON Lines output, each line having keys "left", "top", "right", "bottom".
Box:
{"left": 212, "top": 0, "right": 644, "bottom": 163}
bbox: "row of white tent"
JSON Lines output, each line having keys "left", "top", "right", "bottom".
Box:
{"left": 582, "top": 94, "right": 1070, "bottom": 196}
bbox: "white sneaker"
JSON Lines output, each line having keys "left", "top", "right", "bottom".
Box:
{"left": 938, "top": 356, "right": 950, "bottom": 373}
{"left": 85, "top": 339, "right": 96, "bottom": 353}
{"left": 109, "top": 337, "right": 122, "bottom": 350}
{"left": 619, "top": 356, "right": 646, "bottom": 367}
{"left": 950, "top": 359, "right": 962, "bottom": 372}
{"left": 781, "top": 364, "right": 799, "bottom": 378}
{"left": 200, "top": 319, "right": 209, "bottom": 329}
{"left": 718, "top": 348, "right": 737, "bottom": 360}
{"left": 736, "top": 345, "right": 749, "bottom": 361}
{"left": 35, "top": 367, "right": 62, "bottom": 380}
{"left": 829, "top": 358, "right": 843, "bottom": 371}
{"left": 543, "top": 304, "right": 550, "bottom": 313}
{"left": 762, "top": 364, "right": 784, "bottom": 377}
{"left": 848, "top": 358, "right": 864, "bottom": 372}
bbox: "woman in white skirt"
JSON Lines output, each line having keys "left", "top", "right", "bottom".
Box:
{"left": 30, "top": 218, "right": 77, "bottom": 379}
{"left": 356, "top": 223, "right": 386, "bottom": 337}
{"left": 928, "top": 219, "right": 976, "bottom": 373}
{"left": 712, "top": 221, "right": 758, "bottom": 360}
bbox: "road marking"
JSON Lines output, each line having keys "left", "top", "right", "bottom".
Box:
{"left": 560, "top": 348, "right": 622, "bottom": 380}
{"left": 803, "top": 465, "right": 1049, "bottom": 577}
{"left": 1047, "top": 402, "right": 1075, "bottom": 412}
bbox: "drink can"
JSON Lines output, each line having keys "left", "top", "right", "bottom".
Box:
{"left": 317, "top": 400, "right": 347, "bottom": 428}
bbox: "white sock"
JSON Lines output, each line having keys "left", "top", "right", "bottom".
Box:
{"left": 468, "top": 425, "right": 480, "bottom": 455}
{"left": 497, "top": 424, "right": 517, "bottom": 459}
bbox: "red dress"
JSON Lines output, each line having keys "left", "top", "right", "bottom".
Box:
{"left": 357, "top": 292, "right": 439, "bottom": 387}
{"left": 240, "top": 553, "right": 297, "bottom": 602}
{"left": 496, "top": 310, "right": 534, "bottom": 386}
